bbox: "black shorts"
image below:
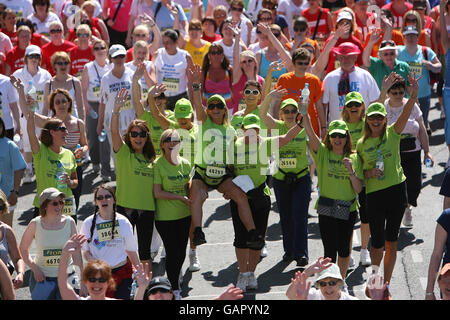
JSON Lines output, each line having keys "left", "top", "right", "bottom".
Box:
{"left": 192, "top": 165, "right": 234, "bottom": 190}
{"left": 230, "top": 184, "right": 271, "bottom": 250}
{"left": 366, "top": 181, "right": 408, "bottom": 248}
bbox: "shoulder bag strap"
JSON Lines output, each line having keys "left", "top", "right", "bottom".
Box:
{"left": 312, "top": 8, "right": 323, "bottom": 40}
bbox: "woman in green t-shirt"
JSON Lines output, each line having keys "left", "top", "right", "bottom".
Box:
{"left": 231, "top": 113, "right": 305, "bottom": 292}
{"left": 356, "top": 72, "right": 420, "bottom": 285}
{"left": 188, "top": 64, "right": 262, "bottom": 250}
{"left": 341, "top": 91, "right": 371, "bottom": 267}
{"left": 259, "top": 89, "right": 312, "bottom": 267}
{"left": 111, "top": 88, "right": 156, "bottom": 269}
{"left": 303, "top": 109, "right": 364, "bottom": 279}
{"left": 153, "top": 129, "right": 192, "bottom": 300}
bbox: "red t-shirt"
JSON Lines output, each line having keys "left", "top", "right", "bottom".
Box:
{"left": 382, "top": 2, "right": 413, "bottom": 29}
{"left": 5, "top": 46, "right": 25, "bottom": 73}
{"left": 41, "top": 40, "right": 76, "bottom": 75}
{"left": 68, "top": 45, "right": 95, "bottom": 78}
{"left": 31, "top": 33, "right": 44, "bottom": 46}
{"left": 302, "top": 7, "right": 331, "bottom": 38}
{"left": 355, "top": 12, "right": 375, "bottom": 43}
{"left": 202, "top": 33, "right": 221, "bottom": 43}
{"left": 324, "top": 35, "right": 364, "bottom": 74}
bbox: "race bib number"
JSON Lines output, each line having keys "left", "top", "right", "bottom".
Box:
{"left": 37, "top": 90, "right": 44, "bottom": 104}
{"left": 238, "top": 99, "right": 246, "bottom": 111}
{"left": 280, "top": 158, "right": 297, "bottom": 169}
{"left": 93, "top": 86, "right": 101, "bottom": 98}
{"left": 96, "top": 220, "right": 122, "bottom": 242}
{"left": 120, "top": 95, "right": 132, "bottom": 111}
{"left": 63, "top": 198, "right": 75, "bottom": 216}
{"left": 206, "top": 165, "right": 226, "bottom": 178}
{"left": 43, "top": 249, "right": 61, "bottom": 267}
{"left": 163, "top": 77, "right": 180, "bottom": 93}
{"left": 408, "top": 62, "right": 422, "bottom": 76}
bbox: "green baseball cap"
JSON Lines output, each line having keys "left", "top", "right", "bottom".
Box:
{"left": 366, "top": 102, "right": 387, "bottom": 117}
{"left": 207, "top": 94, "right": 227, "bottom": 107}
{"left": 174, "top": 98, "right": 193, "bottom": 119}
{"left": 328, "top": 120, "right": 349, "bottom": 135}
{"left": 242, "top": 114, "right": 261, "bottom": 130}
{"left": 280, "top": 98, "right": 298, "bottom": 110}
{"left": 345, "top": 92, "right": 364, "bottom": 106}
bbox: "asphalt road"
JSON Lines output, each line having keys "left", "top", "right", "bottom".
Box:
{"left": 10, "top": 93, "right": 447, "bottom": 301}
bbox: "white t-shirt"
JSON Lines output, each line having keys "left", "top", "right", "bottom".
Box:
{"left": 278, "top": 0, "right": 308, "bottom": 36}
{"left": 154, "top": 48, "right": 188, "bottom": 97}
{"left": 100, "top": 66, "right": 135, "bottom": 135}
{"left": 85, "top": 60, "right": 112, "bottom": 102}
{"left": 307, "top": 287, "right": 359, "bottom": 300}
{"left": 0, "top": 0, "right": 34, "bottom": 19}
{"left": 27, "top": 12, "right": 61, "bottom": 37}
{"left": 0, "top": 74, "right": 19, "bottom": 130}
{"left": 81, "top": 213, "right": 137, "bottom": 268}
{"left": 125, "top": 60, "right": 153, "bottom": 98}
{"left": 385, "top": 99, "right": 423, "bottom": 152}
{"left": 0, "top": 32, "right": 13, "bottom": 56}
{"left": 322, "top": 67, "right": 380, "bottom": 124}
{"left": 213, "top": 39, "right": 242, "bottom": 66}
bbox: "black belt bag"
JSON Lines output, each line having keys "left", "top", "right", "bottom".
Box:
{"left": 399, "top": 137, "right": 416, "bottom": 152}
{"left": 279, "top": 167, "right": 308, "bottom": 185}
{"left": 317, "top": 196, "right": 354, "bottom": 221}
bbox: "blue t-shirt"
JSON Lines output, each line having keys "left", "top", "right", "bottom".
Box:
{"left": 437, "top": 209, "right": 450, "bottom": 265}
{"left": 396, "top": 45, "right": 437, "bottom": 98}
{"left": 0, "top": 138, "right": 26, "bottom": 196}
{"left": 445, "top": 49, "right": 450, "bottom": 89}
{"left": 152, "top": 1, "right": 188, "bottom": 32}
{"left": 439, "top": 167, "right": 450, "bottom": 197}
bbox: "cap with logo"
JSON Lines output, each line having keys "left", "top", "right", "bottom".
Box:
{"left": 367, "top": 102, "right": 387, "bottom": 117}
{"left": 242, "top": 114, "right": 261, "bottom": 130}
{"left": 146, "top": 276, "right": 172, "bottom": 293}
{"left": 378, "top": 40, "right": 397, "bottom": 52}
{"left": 207, "top": 94, "right": 227, "bottom": 107}
{"left": 39, "top": 187, "right": 66, "bottom": 207}
{"left": 328, "top": 120, "right": 349, "bottom": 135}
{"left": 174, "top": 98, "right": 193, "bottom": 119}
{"left": 280, "top": 98, "right": 298, "bottom": 110}
{"left": 345, "top": 92, "right": 364, "bottom": 106}
{"left": 336, "top": 10, "right": 353, "bottom": 23}
{"left": 403, "top": 25, "right": 419, "bottom": 36}
{"left": 109, "top": 44, "right": 127, "bottom": 58}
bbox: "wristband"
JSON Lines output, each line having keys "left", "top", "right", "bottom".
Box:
{"left": 425, "top": 292, "right": 434, "bottom": 295}
{"left": 112, "top": 111, "right": 120, "bottom": 116}
{"left": 192, "top": 83, "right": 201, "bottom": 90}
{"left": 297, "top": 117, "right": 304, "bottom": 128}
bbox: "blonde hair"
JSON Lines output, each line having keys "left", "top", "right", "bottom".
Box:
{"left": 0, "top": 190, "right": 9, "bottom": 213}
{"left": 76, "top": 23, "right": 91, "bottom": 36}
{"left": 133, "top": 40, "right": 149, "bottom": 60}
{"left": 239, "top": 50, "right": 258, "bottom": 73}
{"left": 401, "top": 10, "right": 423, "bottom": 33}
{"left": 51, "top": 51, "right": 70, "bottom": 68}
{"left": 49, "top": 20, "right": 64, "bottom": 31}
{"left": 80, "top": 0, "right": 96, "bottom": 10}
{"left": 133, "top": 24, "right": 149, "bottom": 36}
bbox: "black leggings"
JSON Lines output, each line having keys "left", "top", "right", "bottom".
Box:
{"left": 155, "top": 216, "right": 191, "bottom": 291}
{"left": 121, "top": 207, "right": 155, "bottom": 261}
{"left": 71, "top": 165, "right": 83, "bottom": 213}
{"left": 400, "top": 150, "right": 422, "bottom": 207}
{"left": 318, "top": 212, "right": 357, "bottom": 262}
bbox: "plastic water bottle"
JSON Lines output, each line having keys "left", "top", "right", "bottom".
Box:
{"left": 425, "top": 158, "right": 432, "bottom": 168}
{"left": 13, "top": 134, "right": 21, "bottom": 144}
{"left": 375, "top": 149, "right": 384, "bottom": 180}
{"left": 27, "top": 81, "right": 39, "bottom": 112}
{"left": 75, "top": 144, "right": 82, "bottom": 166}
{"left": 301, "top": 83, "right": 310, "bottom": 105}
{"left": 56, "top": 162, "right": 67, "bottom": 189}
{"left": 130, "top": 270, "right": 138, "bottom": 300}
{"left": 98, "top": 129, "right": 106, "bottom": 142}
{"left": 89, "top": 109, "right": 98, "bottom": 119}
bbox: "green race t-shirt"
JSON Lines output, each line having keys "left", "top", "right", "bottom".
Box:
{"left": 272, "top": 120, "right": 310, "bottom": 181}
{"left": 356, "top": 125, "right": 406, "bottom": 194}
{"left": 311, "top": 143, "right": 363, "bottom": 212}
{"left": 153, "top": 155, "right": 191, "bottom": 221}
{"left": 233, "top": 136, "right": 273, "bottom": 196}
{"left": 167, "top": 119, "right": 197, "bottom": 167}
{"left": 115, "top": 142, "right": 155, "bottom": 211}
{"left": 230, "top": 107, "right": 268, "bottom": 135}
{"left": 346, "top": 120, "right": 365, "bottom": 150}
{"left": 32, "top": 144, "right": 76, "bottom": 208}
{"left": 139, "top": 110, "right": 175, "bottom": 156}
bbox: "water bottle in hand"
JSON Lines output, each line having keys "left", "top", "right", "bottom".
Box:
{"left": 56, "top": 162, "right": 67, "bottom": 189}
{"left": 75, "top": 144, "right": 82, "bottom": 166}
{"left": 375, "top": 149, "right": 384, "bottom": 180}
{"left": 299, "top": 83, "right": 310, "bottom": 115}
{"left": 98, "top": 129, "right": 106, "bottom": 142}
{"left": 27, "top": 81, "right": 39, "bottom": 112}
{"left": 425, "top": 158, "right": 432, "bottom": 168}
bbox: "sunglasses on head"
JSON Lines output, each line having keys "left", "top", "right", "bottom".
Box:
{"left": 88, "top": 277, "right": 108, "bottom": 283}
{"left": 330, "top": 132, "right": 347, "bottom": 139}
{"left": 318, "top": 280, "right": 338, "bottom": 287}
{"left": 207, "top": 102, "right": 225, "bottom": 110}
{"left": 244, "top": 89, "right": 260, "bottom": 95}
{"left": 283, "top": 109, "right": 298, "bottom": 114}
{"left": 49, "top": 200, "right": 64, "bottom": 206}
{"left": 55, "top": 61, "right": 70, "bottom": 66}
{"left": 130, "top": 131, "right": 147, "bottom": 138}
{"left": 162, "top": 137, "right": 181, "bottom": 143}
{"left": 96, "top": 194, "right": 113, "bottom": 201}
{"left": 345, "top": 102, "right": 362, "bottom": 108}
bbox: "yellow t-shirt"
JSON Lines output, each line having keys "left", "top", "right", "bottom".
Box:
{"left": 185, "top": 40, "right": 211, "bottom": 66}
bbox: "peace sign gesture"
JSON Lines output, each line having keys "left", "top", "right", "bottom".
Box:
{"left": 408, "top": 71, "right": 421, "bottom": 97}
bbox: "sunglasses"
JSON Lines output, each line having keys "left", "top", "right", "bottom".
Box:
{"left": 382, "top": 52, "right": 395, "bottom": 56}
{"left": 283, "top": 109, "right": 298, "bottom": 114}
{"left": 27, "top": 54, "right": 41, "bottom": 59}
{"left": 209, "top": 51, "right": 222, "bottom": 55}
{"left": 330, "top": 132, "right": 347, "bottom": 139}
{"left": 346, "top": 102, "right": 362, "bottom": 108}
{"left": 368, "top": 115, "right": 385, "bottom": 121}
{"left": 88, "top": 277, "right": 108, "bottom": 283}
{"left": 162, "top": 137, "right": 181, "bottom": 143}
{"left": 295, "top": 61, "right": 309, "bottom": 66}
{"left": 294, "top": 27, "right": 307, "bottom": 32}
{"left": 318, "top": 280, "right": 338, "bottom": 287}
{"left": 231, "top": 6, "right": 243, "bottom": 11}
{"left": 54, "top": 126, "right": 67, "bottom": 132}
{"left": 77, "top": 33, "right": 89, "bottom": 38}
{"left": 405, "top": 18, "right": 417, "bottom": 22}
{"left": 96, "top": 194, "right": 113, "bottom": 201}
{"left": 272, "top": 32, "right": 281, "bottom": 37}
{"left": 113, "top": 54, "right": 126, "bottom": 59}
{"left": 389, "top": 90, "right": 405, "bottom": 96}
{"left": 241, "top": 59, "right": 254, "bottom": 64}
{"left": 244, "top": 89, "right": 260, "bottom": 95}
{"left": 50, "top": 29, "right": 63, "bottom": 33}
{"left": 55, "top": 61, "right": 70, "bottom": 66}
{"left": 130, "top": 131, "right": 148, "bottom": 138}
{"left": 207, "top": 102, "right": 225, "bottom": 110}
{"left": 35, "top": 2, "right": 47, "bottom": 5}
{"left": 0, "top": 204, "right": 6, "bottom": 211}
{"left": 50, "top": 200, "right": 65, "bottom": 206}
{"left": 134, "top": 33, "right": 148, "bottom": 37}
{"left": 189, "top": 28, "right": 202, "bottom": 31}
{"left": 94, "top": 46, "right": 106, "bottom": 51}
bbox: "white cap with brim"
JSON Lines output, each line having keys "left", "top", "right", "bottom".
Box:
{"left": 403, "top": 26, "right": 419, "bottom": 36}
{"left": 109, "top": 44, "right": 127, "bottom": 58}
{"left": 337, "top": 11, "right": 353, "bottom": 23}
{"left": 315, "top": 263, "right": 344, "bottom": 284}
{"left": 25, "top": 45, "right": 41, "bottom": 56}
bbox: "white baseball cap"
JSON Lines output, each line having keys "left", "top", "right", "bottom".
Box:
{"left": 25, "top": 45, "right": 41, "bottom": 56}
{"left": 337, "top": 10, "right": 353, "bottom": 23}
{"left": 109, "top": 44, "right": 127, "bottom": 58}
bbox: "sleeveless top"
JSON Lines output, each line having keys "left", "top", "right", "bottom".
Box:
{"left": 214, "top": 39, "right": 240, "bottom": 66}
{"left": 258, "top": 50, "right": 287, "bottom": 79}
{"left": 0, "top": 225, "right": 12, "bottom": 270}
{"left": 154, "top": 48, "right": 188, "bottom": 97}
{"left": 64, "top": 119, "right": 81, "bottom": 150}
{"left": 86, "top": 60, "right": 111, "bottom": 102}
{"left": 203, "top": 72, "right": 232, "bottom": 105}
{"left": 49, "top": 77, "right": 79, "bottom": 118}
{"left": 34, "top": 216, "right": 73, "bottom": 278}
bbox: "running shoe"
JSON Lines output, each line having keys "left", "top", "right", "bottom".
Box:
{"left": 360, "top": 248, "right": 371, "bottom": 266}
{"left": 402, "top": 207, "right": 413, "bottom": 227}
{"left": 236, "top": 273, "right": 248, "bottom": 292}
{"left": 188, "top": 250, "right": 201, "bottom": 272}
{"left": 246, "top": 272, "right": 258, "bottom": 290}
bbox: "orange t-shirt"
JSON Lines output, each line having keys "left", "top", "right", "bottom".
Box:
{"left": 364, "top": 29, "right": 404, "bottom": 57}
{"left": 275, "top": 72, "right": 323, "bottom": 135}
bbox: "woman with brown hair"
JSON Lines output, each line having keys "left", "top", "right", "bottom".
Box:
{"left": 111, "top": 88, "right": 156, "bottom": 270}
{"left": 79, "top": 185, "right": 139, "bottom": 299}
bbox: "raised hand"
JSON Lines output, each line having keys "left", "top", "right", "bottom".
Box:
{"left": 113, "top": 88, "right": 129, "bottom": 113}
{"left": 291, "top": 271, "right": 311, "bottom": 300}
{"left": 139, "top": 13, "right": 155, "bottom": 27}
{"left": 305, "top": 257, "right": 333, "bottom": 276}
{"left": 381, "top": 71, "right": 402, "bottom": 92}
{"left": 335, "top": 21, "right": 351, "bottom": 39}
{"left": 10, "top": 75, "right": 24, "bottom": 91}
{"left": 216, "top": 285, "right": 244, "bottom": 300}
{"left": 133, "top": 62, "right": 146, "bottom": 80}
{"left": 148, "top": 83, "right": 167, "bottom": 97}
{"left": 256, "top": 23, "right": 271, "bottom": 36}
{"left": 369, "top": 29, "right": 382, "bottom": 44}
{"left": 62, "top": 234, "right": 87, "bottom": 254}
{"left": 408, "top": 72, "right": 421, "bottom": 97}
{"left": 188, "top": 64, "right": 202, "bottom": 84}
{"left": 134, "top": 262, "right": 152, "bottom": 288}
{"left": 269, "top": 60, "right": 284, "bottom": 72}
{"left": 269, "top": 87, "right": 288, "bottom": 100}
